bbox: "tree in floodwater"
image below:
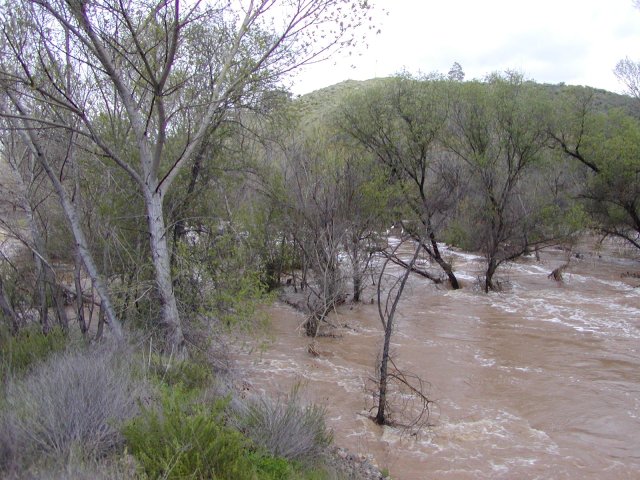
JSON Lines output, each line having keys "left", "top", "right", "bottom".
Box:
{"left": 374, "top": 239, "right": 431, "bottom": 428}
{"left": 272, "top": 131, "right": 350, "bottom": 336}
{"left": 445, "top": 72, "right": 560, "bottom": 292}
{"left": 336, "top": 147, "right": 392, "bottom": 303}
{"left": 550, "top": 87, "right": 640, "bottom": 252}
{"left": 269, "top": 126, "right": 388, "bottom": 336}
{"left": 338, "top": 75, "right": 462, "bottom": 289}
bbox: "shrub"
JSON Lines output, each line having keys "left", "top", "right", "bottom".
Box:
{"left": 123, "top": 388, "right": 255, "bottom": 480}
{"left": 238, "top": 385, "right": 333, "bottom": 464}
{"left": 6, "top": 454, "right": 140, "bottom": 480}
{"left": 1, "top": 343, "right": 141, "bottom": 469}
{"left": 147, "top": 352, "right": 213, "bottom": 392}
{"left": 252, "top": 453, "right": 294, "bottom": 480}
{"left": 0, "top": 324, "right": 66, "bottom": 381}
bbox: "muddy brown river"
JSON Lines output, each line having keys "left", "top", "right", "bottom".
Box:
{"left": 235, "top": 238, "right": 640, "bottom": 479}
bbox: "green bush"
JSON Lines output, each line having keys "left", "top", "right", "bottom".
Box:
{"left": 250, "top": 451, "right": 331, "bottom": 480}
{"left": 148, "top": 353, "right": 212, "bottom": 392}
{"left": 0, "top": 324, "right": 66, "bottom": 381}
{"left": 442, "top": 221, "right": 472, "bottom": 251}
{"left": 123, "top": 388, "right": 255, "bottom": 480}
{"left": 253, "top": 454, "right": 294, "bottom": 480}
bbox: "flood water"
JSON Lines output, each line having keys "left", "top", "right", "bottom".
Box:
{"left": 235, "top": 238, "right": 640, "bottom": 479}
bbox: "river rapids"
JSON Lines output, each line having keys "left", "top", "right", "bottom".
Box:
{"left": 234, "top": 237, "right": 640, "bottom": 480}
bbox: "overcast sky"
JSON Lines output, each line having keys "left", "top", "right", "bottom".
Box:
{"left": 289, "top": 0, "right": 640, "bottom": 95}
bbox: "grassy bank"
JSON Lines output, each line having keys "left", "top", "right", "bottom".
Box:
{"left": 0, "top": 326, "right": 340, "bottom": 480}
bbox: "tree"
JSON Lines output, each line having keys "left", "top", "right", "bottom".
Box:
{"left": 551, "top": 87, "right": 640, "bottom": 251}
{"left": 373, "top": 238, "right": 431, "bottom": 429}
{"left": 336, "top": 148, "right": 390, "bottom": 302}
{"left": 272, "top": 130, "right": 352, "bottom": 336}
{"left": 614, "top": 57, "right": 640, "bottom": 101}
{"left": 0, "top": 0, "right": 373, "bottom": 351}
{"left": 0, "top": 125, "right": 73, "bottom": 335}
{"left": 338, "top": 75, "right": 462, "bottom": 289}
{"left": 374, "top": 239, "right": 419, "bottom": 425}
{"left": 447, "top": 62, "right": 465, "bottom": 82}
{"left": 446, "top": 73, "right": 557, "bottom": 291}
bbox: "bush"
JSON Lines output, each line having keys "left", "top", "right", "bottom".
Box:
{"left": 123, "top": 388, "right": 256, "bottom": 480}
{"left": 147, "top": 352, "right": 213, "bottom": 392}
{"left": 252, "top": 453, "right": 294, "bottom": 480}
{"left": 238, "top": 385, "right": 333, "bottom": 464}
{"left": 1, "top": 343, "right": 141, "bottom": 470}
{"left": 0, "top": 324, "right": 66, "bottom": 381}
{"left": 3, "top": 454, "right": 140, "bottom": 480}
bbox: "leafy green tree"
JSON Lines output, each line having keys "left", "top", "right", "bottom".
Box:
{"left": 338, "top": 75, "right": 462, "bottom": 289}
{"left": 446, "top": 73, "right": 559, "bottom": 291}
{"left": 551, "top": 87, "right": 640, "bottom": 250}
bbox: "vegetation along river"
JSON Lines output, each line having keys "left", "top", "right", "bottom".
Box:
{"left": 235, "top": 236, "right": 640, "bottom": 479}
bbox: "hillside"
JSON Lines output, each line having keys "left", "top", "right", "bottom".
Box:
{"left": 294, "top": 77, "right": 640, "bottom": 120}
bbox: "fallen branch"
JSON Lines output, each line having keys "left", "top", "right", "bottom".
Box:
{"left": 380, "top": 251, "right": 443, "bottom": 284}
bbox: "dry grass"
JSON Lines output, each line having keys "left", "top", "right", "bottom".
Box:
{"left": 235, "top": 384, "right": 333, "bottom": 464}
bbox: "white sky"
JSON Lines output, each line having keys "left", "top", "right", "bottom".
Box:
{"left": 289, "top": 0, "right": 640, "bottom": 95}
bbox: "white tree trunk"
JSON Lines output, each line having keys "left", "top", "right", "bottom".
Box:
{"left": 145, "top": 188, "right": 185, "bottom": 355}
{"left": 6, "top": 108, "right": 124, "bottom": 340}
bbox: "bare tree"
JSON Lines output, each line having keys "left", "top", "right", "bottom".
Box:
{"left": 615, "top": 57, "right": 640, "bottom": 100}
{"left": 373, "top": 238, "right": 431, "bottom": 429}
{"left": 0, "top": 128, "right": 73, "bottom": 334}
{"left": 277, "top": 133, "right": 349, "bottom": 336}
{"left": 0, "top": 270, "right": 19, "bottom": 332}
{"left": 336, "top": 148, "right": 388, "bottom": 302}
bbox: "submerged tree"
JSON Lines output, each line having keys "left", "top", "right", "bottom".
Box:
{"left": 374, "top": 238, "right": 431, "bottom": 428}
{"left": 551, "top": 87, "right": 640, "bottom": 251}
{"left": 268, "top": 127, "right": 386, "bottom": 336}
{"left": 338, "top": 75, "right": 461, "bottom": 289}
{"left": 445, "top": 73, "right": 558, "bottom": 291}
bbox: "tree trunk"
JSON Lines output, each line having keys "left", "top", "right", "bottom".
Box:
{"left": 5, "top": 154, "right": 50, "bottom": 332}
{"left": 0, "top": 276, "right": 19, "bottom": 332}
{"left": 383, "top": 251, "right": 442, "bottom": 283}
{"left": 48, "top": 277, "right": 69, "bottom": 333}
{"left": 36, "top": 258, "right": 49, "bottom": 334}
{"left": 75, "top": 250, "right": 87, "bottom": 335}
{"left": 6, "top": 99, "right": 123, "bottom": 341}
{"left": 428, "top": 232, "right": 460, "bottom": 289}
{"left": 58, "top": 193, "right": 120, "bottom": 338}
{"left": 375, "top": 242, "right": 421, "bottom": 425}
{"left": 485, "top": 257, "right": 498, "bottom": 293}
{"left": 405, "top": 221, "right": 461, "bottom": 289}
{"left": 145, "top": 189, "right": 186, "bottom": 355}
{"left": 353, "top": 269, "right": 362, "bottom": 302}
{"left": 375, "top": 335, "right": 390, "bottom": 425}
{"left": 9, "top": 157, "right": 69, "bottom": 333}
{"left": 350, "top": 234, "right": 363, "bottom": 302}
